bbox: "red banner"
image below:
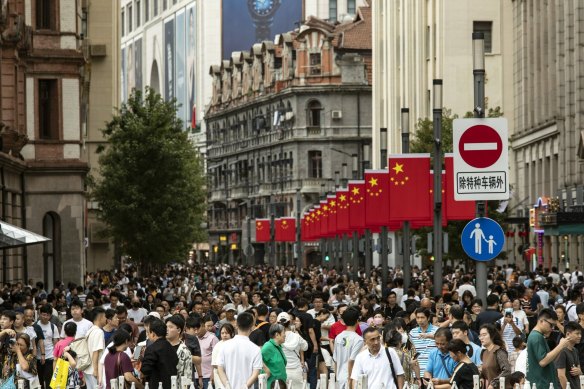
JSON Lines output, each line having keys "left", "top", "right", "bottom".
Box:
{"left": 275, "top": 217, "right": 296, "bottom": 242}
{"left": 348, "top": 181, "right": 366, "bottom": 233}
{"left": 336, "top": 189, "right": 350, "bottom": 234}
{"left": 444, "top": 154, "right": 476, "bottom": 220}
{"left": 255, "top": 219, "right": 271, "bottom": 242}
{"left": 388, "top": 154, "right": 432, "bottom": 222}
{"left": 364, "top": 170, "right": 391, "bottom": 228}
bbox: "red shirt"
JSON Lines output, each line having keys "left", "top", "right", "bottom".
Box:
{"left": 53, "top": 336, "right": 75, "bottom": 359}
{"left": 328, "top": 320, "right": 362, "bottom": 342}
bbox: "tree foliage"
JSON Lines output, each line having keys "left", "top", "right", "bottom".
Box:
{"left": 410, "top": 106, "right": 506, "bottom": 263}
{"left": 90, "top": 88, "right": 206, "bottom": 265}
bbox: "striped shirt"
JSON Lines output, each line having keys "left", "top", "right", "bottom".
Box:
{"left": 409, "top": 323, "right": 438, "bottom": 376}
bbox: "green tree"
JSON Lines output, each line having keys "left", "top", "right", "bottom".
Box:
{"left": 90, "top": 88, "right": 206, "bottom": 266}
{"left": 410, "top": 106, "right": 506, "bottom": 264}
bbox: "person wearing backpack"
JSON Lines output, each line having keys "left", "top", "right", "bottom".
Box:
{"left": 351, "top": 326, "right": 405, "bottom": 389}
{"left": 83, "top": 307, "right": 106, "bottom": 389}
{"left": 36, "top": 304, "right": 60, "bottom": 389}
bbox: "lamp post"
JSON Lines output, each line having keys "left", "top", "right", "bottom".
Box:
{"left": 380, "top": 128, "right": 388, "bottom": 168}
{"left": 401, "top": 108, "right": 412, "bottom": 289}
{"left": 432, "top": 79, "right": 443, "bottom": 297}
{"left": 473, "top": 32, "right": 488, "bottom": 306}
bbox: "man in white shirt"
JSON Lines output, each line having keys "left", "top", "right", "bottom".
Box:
{"left": 35, "top": 304, "right": 60, "bottom": 389}
{"left": 457, "top": 276, "right": 477, "bottom": 297}
{"left": 333, "top": 307, "right": 364, "bottom": 389}
{"left": 60, "top": 300, "right": 93, "bottom": 338}
{"left": 351, "top": 327, "right": 404, "bottom": 389}
{"left": 217, "top": 312, "right": 262, "bottom": 389}
{"left": 127, "top": 297, "right": 148, "bottom": 331}
{"left": 84, "top": 307, "right": 106, "bottom": 389}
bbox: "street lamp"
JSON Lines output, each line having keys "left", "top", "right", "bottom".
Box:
{"left": 351, "top": 153, "right": 358, "bottom": 179}
{"left": 380, "top": 128, "right": 388, "bottom": 168}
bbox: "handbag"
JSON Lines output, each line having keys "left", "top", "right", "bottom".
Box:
{"left": 49, "top": 358, "right": 70, "bottom": 389}
{"left": 69, "top": 328, "right": 93, "bottom": 372}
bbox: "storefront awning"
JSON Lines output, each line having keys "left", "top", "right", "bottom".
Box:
{"left": 0, "top": 221, "right": 50, "bottom": 249}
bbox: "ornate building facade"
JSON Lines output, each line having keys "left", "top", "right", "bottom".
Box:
{"left": 205, "top": 6, "right": 372, "bottom": 265}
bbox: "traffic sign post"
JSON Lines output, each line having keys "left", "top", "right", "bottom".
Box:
{"left": 461, "top": 217, "right": 505, "bottom": 261}
{"left": 453, "top": 118, "right": 509, "bottom": 201}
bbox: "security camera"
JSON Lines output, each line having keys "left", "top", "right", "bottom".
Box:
{"left": 474, "top": 106, "right": 483, "bottom": 116}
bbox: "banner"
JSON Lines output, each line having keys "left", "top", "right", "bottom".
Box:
{"left": 255, "top": 219, "right": 270, "bottom": 242}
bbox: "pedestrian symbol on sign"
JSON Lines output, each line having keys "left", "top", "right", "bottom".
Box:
{"left": 461, "top": 217, "right": 505, "bottom": 261}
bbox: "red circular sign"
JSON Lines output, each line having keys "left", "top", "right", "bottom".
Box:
{"left": 458, "top": 124, "right": 503, "bottom": 168}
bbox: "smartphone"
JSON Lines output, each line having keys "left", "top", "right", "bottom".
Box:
{"left": 133, "top": 344, "right": 144, "bottom": 360}
{"left": 414, "top": 352, "right": 420, "bottom": 359}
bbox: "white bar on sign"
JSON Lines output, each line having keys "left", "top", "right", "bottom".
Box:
{"left": 463, "top": 142, "right": 498, "bottom": 151}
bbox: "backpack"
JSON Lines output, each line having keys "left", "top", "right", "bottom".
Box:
{"left": 69, "top": 327, "right": 94, "bottom": 371}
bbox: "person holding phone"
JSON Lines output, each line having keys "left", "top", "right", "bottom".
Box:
{"left": 498, "top": 301, "right": 525, "bottom": 353}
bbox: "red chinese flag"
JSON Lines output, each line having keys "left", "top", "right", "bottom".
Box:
{"left": 313, "top": 205, "right": 322, "bottom": 240}
{"left": 411, "top": 170, "right": 446, "bottom": 228}
{"left": 275, "top": 217, "right": 296, "bottom": 242}
{"left": 336, "top": 189, "right": 350, "bottom": 234}
{"left": 348, "top": 180, "right": 366, "bottom": 233}
{"left": 388, "top": 154, "right": 432, "bottom": 222}
{"left": 255, "top": 219, "right": 271, "bottom": 242}
{"left": 320, "top": 200, "right": 330, "bottom": 237}
{"left": 327, "top": 194, "right": 339, "bottom": 237}
{"left": 444, "top": 154, "right": 476, "bottom": 220}
{"left": 364, "top": 170, "right": 391, "bottom": 228}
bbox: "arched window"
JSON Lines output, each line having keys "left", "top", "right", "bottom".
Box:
{"left": 307, "top": 100, "right": 323, "bottom": 127}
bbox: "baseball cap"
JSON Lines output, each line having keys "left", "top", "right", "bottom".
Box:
{"left": 224, "top": 303, "right": 236, "bottom": 312}
{"left": 277, "top": 312, "right": 290, "bottom": 323}
{"left": 148, "top": 311, "right": 161, "bottom": 319}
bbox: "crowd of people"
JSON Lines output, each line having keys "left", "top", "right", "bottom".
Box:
{"left": 0, "top": 262, "right": 582, "bottom": 389}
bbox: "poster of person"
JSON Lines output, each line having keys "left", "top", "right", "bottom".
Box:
{"left": 221, "top": 0, "right": 302, "bottom": 59}
{"left": 186, "top": 3, "right": 196, "bottom": 130}
{"left": 134, "top": 38, "right": 143, "bottom": 93}
{"left": 164, "top": 16, "right": 175, "bottom": 101}
{"left": 175, "top": 10, "right": 186, "bottom": 128}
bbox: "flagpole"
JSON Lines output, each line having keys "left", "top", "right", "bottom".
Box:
{"left": 352, "top": 231, "right": 359, "bottom": 281}
{"left": 432, "top": 79, "right": 444, "bottom": 297}
{"left": 401, "top": 108, "right": 412, "bottom": 290}
{"left": 473, "top": 32, "right": 488, "bottom": 307}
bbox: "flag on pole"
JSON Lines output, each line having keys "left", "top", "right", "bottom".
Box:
{"left": 327, "top": 194, "right": 338, "bottom": 237}
{"left": 444, "top": 154, "right": 476, "bottom": 220}
{"left": 364, "top": 170, "right": 391, "bottom": 228}
{"left": 275, "top": 217, "right": 296, "bottom": 242}
{"left": 348, "top": 180, "right": 366, "bottom": 233}
{"left": 336, "top": 189, "right": 351, "bottom": 234}
{"left": 388, "top": 154, "right": 432, "bottom": 222}
{"left": 255, "top": 219, "right": 271, "bottom": 242}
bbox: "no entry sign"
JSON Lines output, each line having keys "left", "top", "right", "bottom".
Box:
{"left": 453, "top": 118, "right": 509, "bottom": 201}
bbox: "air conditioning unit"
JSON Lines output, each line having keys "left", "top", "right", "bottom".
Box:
{"left": 90, "top": 44, "right": 107, "bottom": 57}
{"left": 331, "top": 110, "right": 343, "bottom": 119}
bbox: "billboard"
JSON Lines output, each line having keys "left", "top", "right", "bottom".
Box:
{"left": 222, "top": 0, "right": 302, "bottom": 59}
{"left": 175, "top": 10, "right": 187, "bottom": 128}
{"left": 186, "top": 3, "right": 196, "bottom": 129}
{"left": 164, "top": 16, "right": 175, "bottom": 101}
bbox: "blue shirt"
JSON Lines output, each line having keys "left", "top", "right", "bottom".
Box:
{"left": 467, "top": 342, "right": 483, "bottom": 366}
{"left": 409, "top": 324, "right": 438, "bottom": 375}
{"left": 426, "top": 348, "right": 456, "bottom": 379}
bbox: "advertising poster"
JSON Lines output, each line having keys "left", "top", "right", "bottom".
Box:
{"left": 164, "top": 16, "right": 175, "bottom": 101}
{"left": 121, "top": 46, "right": 126, "bottom": 102}
{"left": 175, "top": 10, "right": 186, "bottom": 128}
{"left": 222, "top": 0, "right": 302, "bottom": 59}
{"left": 134, "top": 38, "right": 143, "bottom": 93}
{"left": 186, "top": 3, "right": 196, "bottom": 129}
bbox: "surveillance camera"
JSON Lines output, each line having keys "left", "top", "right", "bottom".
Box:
{"left": 474, "top": 106, "right": 483, "bottom": 115}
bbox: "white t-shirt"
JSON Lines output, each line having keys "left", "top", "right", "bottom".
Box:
{"left": 211, "top": 340, "right": 227, "bottom": 389}
{"left": 333, "top": 331, "right": 364, "bottom": 387}
{"left": 84, "top": 325, "right": 105, "bottom": 375}
{"left": 61, "top": 318, "right": 93, "bottom": 339}
{"left": 351, "top": 347, "right": 404, "bottom": 389}
{"left": 127, "top": 307, "right": 148, "bottom": 325}
{"left": 36, "top": 321, "right": 60, "bottom": 359}
{"left": 457, "top": 284, "right": 477, "bottom": 297}
{"left": 217, "top": 335, "right": 262, "bottom": 389}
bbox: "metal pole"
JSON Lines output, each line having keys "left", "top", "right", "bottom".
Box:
{"left": 247, "top": 216, "right": 252, "bottom": 266}
{"left": 432, "top": 79, "right": 443, "bottom": 297}
{"left": 334, "top": 236, "right": 340, "bottom": 271}
{"left": 270, "top": 212, "right": 276, "bottom": 267}
{"left": 296, "top": 188, "right": 302, "bottom": 272}
{"left": 365, "top": 229, "right": 372, "bottom": 277}
{"left": 342, "top": 233, "right": 349, "bottom": 274}
{"left": 381, "top": 226, "right": 389, "bottom": 292}
{"left": 401, "top": 108, "right": 411, "bottom": 289}
{"left": 473, "top": 32, "right": 488, "bottom": 307}
{"left": 352, "top": 231, "right": 359, "bottom": 281}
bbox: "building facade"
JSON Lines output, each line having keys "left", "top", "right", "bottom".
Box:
{"left": 371, "top": 0, "right": 514, "bottom": 167}
{"left": 510, "top": 0, "right": 584, "bottom": 271}
{"left": 205, "top": 7, "right": 372, "bottom": 265}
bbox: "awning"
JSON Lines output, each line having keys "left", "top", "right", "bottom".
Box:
{"left": 0, "top": 221, "right": 50, "bottom": 249}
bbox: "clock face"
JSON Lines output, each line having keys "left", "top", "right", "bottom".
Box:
{"left": 253, "top": 0, "right": 275, "bottom": 15}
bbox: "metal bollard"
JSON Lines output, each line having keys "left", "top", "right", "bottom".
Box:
{"left": 328, "top": 373, "right": 336, "bottom": 389}
{"left": 171, "top": 376, "right": 178, "bottom": 389}
{"left": 258, "top": 373, "right": 268, "bottom": 389}
{"left": 580, "top": 375, "right": 584, "bottom": 389}
{"left": 355, "top": 374, "right": 367, "bottom": 389}
{"left": 118, "top": 376, "right": 125, "bottom": 389}
{"left": 17, "top": 379, "right": 24, "bottom": 389}
{"left": 111, "top": 378, "right": 119, "bottom": 389}
{"left": 473, "top": 375, "right": 480, "bottom": 389}
{"left": 500, "top": 377, "right": 505, "bottom": 389}
{"left": 319, "top": 373, "right": 328, "bottom": 389}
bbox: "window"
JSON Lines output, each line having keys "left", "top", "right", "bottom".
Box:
{"left": 36, "top": 0, "right": 56, "bottom": 30}
{"left": 121, "top": 9, "right": 125, "bottom": 36}
{"left": 309, "top": 151, "right": 322, "bottom": 178}
{"left": 38, "top": 80, "right": 59, "bottom": 140}
{"left": 153, "top": 0, "right": 158, "bottom": 16}
{"left": 128, "top": 4, "right": 133, "bottom": 32}
{"left": 347, "top": 0, "right": 356, "bottom": 14}
{"left": 145, "top": 0, "right": 149, "bottom": 22}
{"left": 136, "top": 0, "right": 141, "bottom": 27}
{"left": 307, "top": 100, "right": 322, "bottom": 127}
{"left": 329, "top": 0, "right": 337, "bottom": 22}
{"left": 163, "top": 0, "right": 167, "bottom": 11}
{"left": 309, "top": 53, "right": 321, "bottom": 75}
{"left": 473, "top": 21, "right": 493, "bottom": 53}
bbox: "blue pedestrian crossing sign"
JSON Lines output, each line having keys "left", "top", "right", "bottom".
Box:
{"left": 461, "top": 217, "right": 505, "bottom": 261}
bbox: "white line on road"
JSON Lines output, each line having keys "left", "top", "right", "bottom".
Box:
{"left": 463, "top": 142, "right": 498, "bottom": 151}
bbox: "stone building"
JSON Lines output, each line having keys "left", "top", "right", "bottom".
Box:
{"left": 0, "top": 0, "right": 118, "bottom": 286}
{"left": 510, "top": 0, "right": 584, "bottom": 270}
{"left": 205, "top": 6, "right": 372, "bottom": 265}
